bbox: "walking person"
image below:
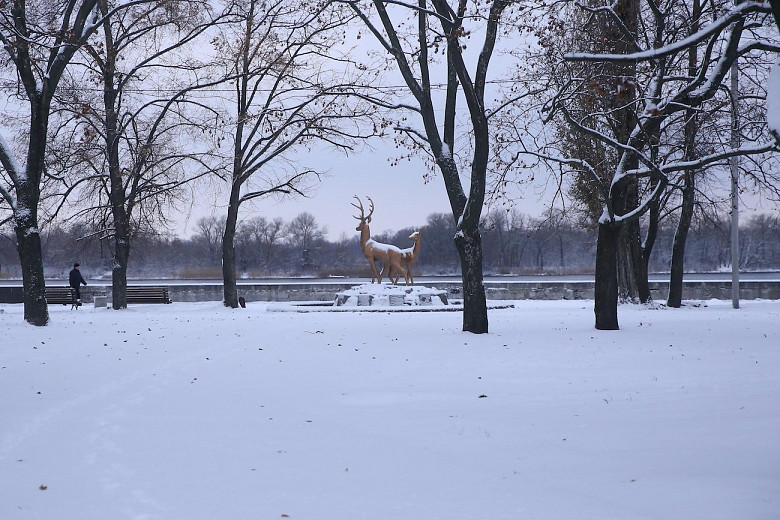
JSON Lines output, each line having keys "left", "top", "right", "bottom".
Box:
{"left": 69, "top": 263, "right": 87, "bottom": 305}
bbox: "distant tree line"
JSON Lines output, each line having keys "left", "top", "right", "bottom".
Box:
{"left": 2, "top": 210, "right": 779, "bottom": 280}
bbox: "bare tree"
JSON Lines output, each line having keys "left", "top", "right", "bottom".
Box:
{"left": 420, "top": 212, "right": 458, "bottom": 271}
{"left": 481, "top": 208, "right": 531, "bottom": 270}
{"left": 48, "top": 0, "right": 222, "bottom": 309}
{"left": 195, "top": 215, "right": 226, "bottom": 265}
{"left": 340, "top": 0, "right": 515, "bottom": 333}
{"left": 210, "top": 0, "right": 373, "bottom": 307}
{"left": 537, "top": 0, "right": 778, "bottom": 329}
{"left": 0, "top": 0, "right": 104, "bottom": 325}
{"left": 286, "top": 212, "right": 326, "bottom": 267}
{"left": 240, "top": 216, "right": 286, "bottom": 268}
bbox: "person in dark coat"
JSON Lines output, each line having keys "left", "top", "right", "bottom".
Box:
{"left": 69, "top": 263, "right": 87, "bottom": 303}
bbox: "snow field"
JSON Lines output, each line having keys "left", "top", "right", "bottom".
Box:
{"left": 1, "top": 300, "right": 778, "bottom": 520}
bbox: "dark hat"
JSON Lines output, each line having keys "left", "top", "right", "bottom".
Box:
{"left": 74, "top": 263, "right": 80, "bottom": 267}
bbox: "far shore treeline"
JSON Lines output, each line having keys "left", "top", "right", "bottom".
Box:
{"left": 2, "top": 211, "right": 778, "bottom": 281}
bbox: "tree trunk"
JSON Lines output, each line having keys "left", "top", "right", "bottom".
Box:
{"left": 641, "top": 187, "right": 661, "bottom": 291}
{"left": 628, "top": 218, "right": 651, "bottom": 303}
{"left": 614, "top": 178, "right": 649, "bottom": 303}
{"left": 616, "top": 226, "right": 639, "bottom": 302}
{"left": 15, "top": 187, "right": 48, "bottom": 325}
{"left": 595, "top": 221, "right": 620, "bottom": 330}
{"left": 111, "top": 216, "right": 130, "bottom": 310}
{"left": 454, "top": 226, "right": 488, "bottom": 334}
{"left": 667, "top": 170, "right": 696, "bottom": 307}
{"left": 102, "top": 3, "right": 130, "bottom": 311}
{"left": 641, "top": 145, "right": 662, "bottom": 280}
{"left": 435, "top": 134, "right": 489, "bottom": 333}
{"left": 610, "top": 166, "right": 650, "bottom": 303}
{"left": 104, "top": 64, "right": 131, "bottom": 310}
{"left": 222, "top": 182, "right": 241, "bottom": 308}
{"left": 610, "top": 0, "right": 649, "bottom": 303}
{"left": 112, "top": 241, "right": 130, "bottom": 310}
{"left": 668, "top": 0, "right": 700, "bottom": 309}
{"left": 770, "top": 0, "right": 780, "bottom": 36}
{"left": 16, "top": 115, "right": 49, "bottom": 325}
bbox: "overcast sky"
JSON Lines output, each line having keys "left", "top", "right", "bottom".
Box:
{"left": 176, "top": 140, "right": 557, "bottom": 242}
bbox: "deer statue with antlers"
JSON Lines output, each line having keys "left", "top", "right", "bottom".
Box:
{"left": 388, "top": 229, "right": 422, "bottom": 285}
{"left": 352, "top": 196, "right": 407, "bottom": 285}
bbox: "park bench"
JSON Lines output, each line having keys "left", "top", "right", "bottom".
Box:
{"left": 45, "top": 286, "right": 79, "bottom": 308}
{"left": 126, "top": 286, "right": 172, "bottom": 304}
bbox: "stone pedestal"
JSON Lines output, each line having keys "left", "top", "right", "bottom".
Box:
{"left": 334, "top": 284, "right": 448, "bottom": 308}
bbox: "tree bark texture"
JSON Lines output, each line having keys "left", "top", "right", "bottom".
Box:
{"left": 612, "top": 175, "right": 650, "bottom": 303}
{"left": 110, "top": 203, "right": 131, "bottom": 310}
{"left": 621, "top": 219, "right": 651, "bottom": 303}
{"left": 617, "top": 224, "right": 640, "bottom": 302}
{"left": 769, "top": 0, "right": 780, "bottom": 36}
{"left": 222, "top": 182, "right": 241, "bottom": 308}
{"left": 454, "top": 227, "right": 489, "bottom": 334}
{"left": 667, "top": 170, "right": 695, "bottom": 307}
{"left": 641, "top": 181, "right": 661, "bottom": 286}
{"left": 103, "top": 40, "right": 133, "bottom": 310}
{"left": 640, "top": 123, "right": 662, "bottom": 279}
{"left": 16, "top": 115, "right": 49, "bottom": 326}
{"left": 112, "top": 234, "right": 130, "bottom": 310}
{"left": 15, "top": 185, "right": 48, "bottom": 325}
{"left": 595, "top": 221, "right": 620, "bottom": 330}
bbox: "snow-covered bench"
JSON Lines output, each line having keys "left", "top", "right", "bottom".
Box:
{"left": 126, "top": 286, "right": 172, "bottom": 304}
{"left": 45, "top": 287, "right": 79, "bottom": 308}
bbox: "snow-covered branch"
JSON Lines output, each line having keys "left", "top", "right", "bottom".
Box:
{"left": 631, "top": 142, "right": 779, "bottom": 176}
{"left": 607, "top": 174, "right": 667, "bottom": 224}
{"left": 564, "top": 1, "right": 770, "bottom": 62}
{"left": 0, "top": 133, "right": 21, "bottom": 194}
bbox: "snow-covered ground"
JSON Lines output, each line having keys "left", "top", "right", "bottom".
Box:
{"left": 1, "top": 299, "right": 778, "bottom": 520}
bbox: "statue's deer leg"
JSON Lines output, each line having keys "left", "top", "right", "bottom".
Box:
{"left": 384, "top": 262, "right": 403, "bottom": 285}
{"left": 369, "top": 258, "right": 381, "bottom": 283}
{"left": 391, "top": 261, "right": 406, "bottom": 286}
{"left": 380, "top": 262, "right": 393, "bottom": 284}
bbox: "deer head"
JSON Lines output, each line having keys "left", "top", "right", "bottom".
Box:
{"left": 351, "top": 195, "right": 374, "bottom": 231}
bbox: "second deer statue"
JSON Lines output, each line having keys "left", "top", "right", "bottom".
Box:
{"left": 352, "top": 196, "right": 408, "bottom": 285}
{"left": 388, "top": 230, "right": 422, "bottom": 285}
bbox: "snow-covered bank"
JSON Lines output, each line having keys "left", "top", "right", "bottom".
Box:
{"left": 1, "top": 300, "right": 778, "bottom": 519}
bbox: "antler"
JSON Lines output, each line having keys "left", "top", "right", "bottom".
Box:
{"left": 352, "top": 195, "right": 374, "bottom": 223}
{"left": 351, "top": 195, "right": 365, "bottom": 220}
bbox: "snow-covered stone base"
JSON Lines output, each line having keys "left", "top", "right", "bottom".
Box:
{"left": 266, "top": 283, "right": 515, "bottom": 313}
{"left": 335, "top": 284, "right": 449, "bottom": 307}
